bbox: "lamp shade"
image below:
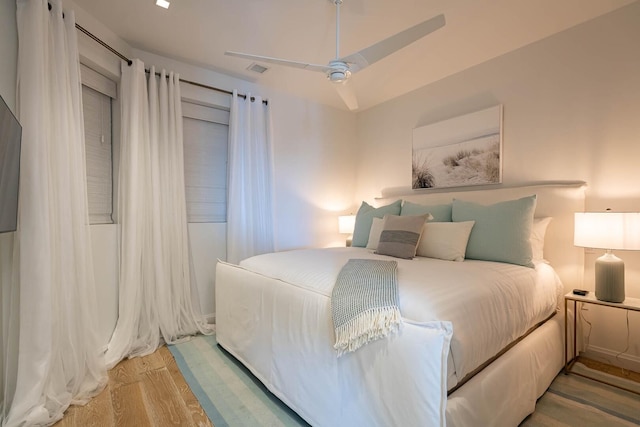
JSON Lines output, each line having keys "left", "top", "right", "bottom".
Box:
{"left": 574, "top": 212, "right": 640, "bottom": 250}
{"left": 338, "top": 215, "right": 356, "bottom": 235}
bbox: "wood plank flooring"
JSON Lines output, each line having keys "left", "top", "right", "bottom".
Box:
{"left": 53, "top": 348, "right": 639, "bottom": 427}
{"left": 53, "top": 346, "right": 212, "bottom": 427}
{"left": 578, "top": 356, "right": 640, "bottom": 383}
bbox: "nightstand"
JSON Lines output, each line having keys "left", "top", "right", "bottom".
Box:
{"left": 564, "top": 291, "right": 640, "bottom": 395}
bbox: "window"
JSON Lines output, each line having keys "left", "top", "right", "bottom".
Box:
{"left": 80, "top": 64, "right": 228, "bottom": 225}
{"left": 182, "top": 101, "right": 229, "bottom": 223}
{"left": 81, "top": 64, "right": 116, "bottom": 224}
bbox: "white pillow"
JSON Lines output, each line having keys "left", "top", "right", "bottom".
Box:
{"left": 531, "top": 217, "right": 552, "bottom": 261}
{"left": 366, "top": 217, "right": 385, "bottom": 250}
{"left": 416, "top": 221, "right": 475, "bottom": 261}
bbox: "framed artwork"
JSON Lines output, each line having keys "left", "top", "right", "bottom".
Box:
{"left": 412, "top": 105, "right": 503, "bottom": 189}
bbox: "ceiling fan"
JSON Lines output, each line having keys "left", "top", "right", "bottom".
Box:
{"left": 225, "top": 0, "right": 445, "bottom": 110}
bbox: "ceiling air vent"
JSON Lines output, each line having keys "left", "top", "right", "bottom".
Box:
{"left": 247, "top": 63, "right": 269, "bottom": 74}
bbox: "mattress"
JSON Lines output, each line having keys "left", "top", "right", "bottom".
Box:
{"left": 239, "top": 246, "right": 563, "bottom": 390}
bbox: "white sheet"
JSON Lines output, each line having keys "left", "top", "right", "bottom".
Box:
{"left": 239, "top": 246, "right": 562, "bottom": 388}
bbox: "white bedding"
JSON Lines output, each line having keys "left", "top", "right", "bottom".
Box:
{"left": 239, "top": 246, "right": 562, "bottom": 389}
{"left": 216, "top": 259, "right": 453, "bottom": 426}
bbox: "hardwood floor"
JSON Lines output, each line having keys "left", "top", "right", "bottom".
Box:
{"left": 578, "top": 356, "right": 640, "bottom": 384}
{"left": 53, "top": 346, "right": 212, "bottom": 427}
{"left": 53, "top": 349, "right": 639, "bottom": 427}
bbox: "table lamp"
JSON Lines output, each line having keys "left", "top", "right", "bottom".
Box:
{"left": 338, "top": 215, "right": 356, "bottom": 247}
{"left": 574, "top": 211, "right": 640, "bottom": 303}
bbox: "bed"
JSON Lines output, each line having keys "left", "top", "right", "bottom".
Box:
{"left": 215, "top": 182, "right": 586, "bottom": 426}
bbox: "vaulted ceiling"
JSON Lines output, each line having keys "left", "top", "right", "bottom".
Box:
{"left": 72, "top": 0, "right": 636, "bottom": 111}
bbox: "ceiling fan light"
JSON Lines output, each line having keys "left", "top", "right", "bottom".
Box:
{"left": 328, "top": 69, "right": 351, "bottom": 83}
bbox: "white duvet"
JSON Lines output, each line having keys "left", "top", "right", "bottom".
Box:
{"left": 239, "top": 247, "right": 562, "bottom": 389}
{"left": 216, "top": 247, "right": 562, "bottom": 426}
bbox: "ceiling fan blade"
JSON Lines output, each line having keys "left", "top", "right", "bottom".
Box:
{"left": 225, "top": 51, "right": 332, "bottom": 73}
{"left": 339, "top": 14, "right": 445, "bottom": 73}
{"left": 334, "top": 81, "right": 358, "bottom": 111}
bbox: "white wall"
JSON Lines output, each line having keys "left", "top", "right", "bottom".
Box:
{"left": 355, "top": 3, "right": 640, "bottom": 368}
{"left": 90, "top": 225, "right": 119, "bottom": 346}
{"left": 270, "top": 93, "right": 358, "bottom": 250}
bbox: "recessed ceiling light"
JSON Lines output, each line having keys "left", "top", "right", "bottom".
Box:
{"left": 156, "top": 0, "right": 170, "bottom": 9}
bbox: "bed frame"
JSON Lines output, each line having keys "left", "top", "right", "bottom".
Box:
{"left": 217, "top": 181, "right": 586, "bottom": 426}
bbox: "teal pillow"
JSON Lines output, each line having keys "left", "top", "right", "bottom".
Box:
{"left": 351, "top": 200, "right": 402, "bottom": 247}
{"left": 451, "top": 195, "right": 537, "bottom": 267}
{"left": 401, "top": 201, "right": 452, "bottom": 222}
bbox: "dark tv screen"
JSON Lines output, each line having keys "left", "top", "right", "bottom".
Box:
{"left": 0, "top": 94, "right": 21, "bottom": 233}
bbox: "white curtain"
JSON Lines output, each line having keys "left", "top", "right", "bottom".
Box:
{"left": 105, "top": 60, "right": 212, "bottom": 368}
{"left": 2, "top": 1, "right": 107, "bottom": 425}
{"left": 227, "top": 91, "right": 275, "bottom": 264}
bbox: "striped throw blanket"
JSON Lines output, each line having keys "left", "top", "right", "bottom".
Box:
{"left": 331, "top": 259, "right": 402, "bottom": 356}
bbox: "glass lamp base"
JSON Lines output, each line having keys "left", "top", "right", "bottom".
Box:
{"left": 595, "top": 251, "right": 625, "bottom": 303}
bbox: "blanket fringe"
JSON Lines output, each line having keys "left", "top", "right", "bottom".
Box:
{"left": 333, "top": 306, "right": 402, "bottom": 357}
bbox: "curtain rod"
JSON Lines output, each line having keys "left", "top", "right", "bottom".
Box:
{"left": 72, "top": 21, "right": 267, "bottom": 105}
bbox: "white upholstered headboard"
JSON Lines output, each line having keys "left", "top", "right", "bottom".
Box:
{"left": 375, "top": 181, "right": 587, "bottom": 292}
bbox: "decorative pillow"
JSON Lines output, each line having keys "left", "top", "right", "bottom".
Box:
{"left": 531, "top": 217, "right": 552, "bottom": 261}
{"left": 351, "top": 200, "right": 402, "bottom": 247}
{"left": 401, "top": 201, "right": 452, "bottom": 222}
{"left": 451, "top": 195, "right": 537, "bottom": 268}
{"left": 375, "top": 214, "right": 428, "bottom": 259}
{"left": 417, "top": 221, "right": 475, "bottom": 261}
{"left": 368, "top": 213, "right": 433, "bottom": 250}
{"left": 366, "top": 217, "right": 385, "bottom": 250}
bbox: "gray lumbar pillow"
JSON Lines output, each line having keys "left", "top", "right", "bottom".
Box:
{"left": 375, "top": 214, "right": 429, "bottom": 260}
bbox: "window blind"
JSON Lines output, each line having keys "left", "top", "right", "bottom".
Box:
{"left": 182, "top": 101, "right": 229, "bottom": 223}
{"left": 82, "top": 84, "right": 113, "bottom": 224}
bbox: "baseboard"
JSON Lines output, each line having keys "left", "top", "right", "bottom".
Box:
{"left": 581, "top": 345, "right": 640, "bottom": 373}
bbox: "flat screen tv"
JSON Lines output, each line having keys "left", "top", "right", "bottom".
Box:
{"left": 0, "top": 94, "right": 21, "bottom": 233}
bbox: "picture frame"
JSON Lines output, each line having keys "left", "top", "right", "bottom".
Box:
{"left": 412, "top": 105, "right": 503, "bottom": 190}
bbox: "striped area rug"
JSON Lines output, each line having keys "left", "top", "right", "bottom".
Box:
{"left": 168, "top": 334, "right": 309, "bottom": 427}
{"left": 170, "top": 334, "right": 640, "bottom": 426}
{"left": 521, "top": 363, "right": 640, "bottom": 426}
